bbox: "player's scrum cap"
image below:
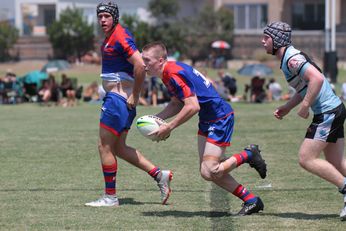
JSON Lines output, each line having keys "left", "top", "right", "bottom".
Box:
{"left": 264, "top": 21, "right": 291, "bottom": 55}
{"left": 97, "top": 1, "right": 119, "bottom": 27}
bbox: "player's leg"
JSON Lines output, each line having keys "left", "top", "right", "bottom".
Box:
{"left": 115, "top": 132, "right": 172, "bottom": 205}
{"left": 198, "top": 136, "right": 263, "bottom": 215}
{"left": 198, "top": 114, "right": 266, "bottom": 178}
{"left": 218, "top": 144, "right": 267, "bottom": 179}
{"left": 85, "top": 127, "right": 119, "bottom": 207}
{"left": 299, "top": 138, "right": 345, "bottom": 187}
{"left": 324, "top": 139, "right": 346, "bottom": 221}
{"left": 324, "top": 138, "right": 346, "bottom": 178}
{"left": 85, "top": 92, "right": 124, "bottom": 207}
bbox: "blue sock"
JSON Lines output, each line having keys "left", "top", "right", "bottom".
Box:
{"left": 245, "top": 150, "right": 253, "bottom": 160}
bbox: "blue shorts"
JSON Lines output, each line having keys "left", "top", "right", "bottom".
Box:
{"left": 305, "top": 103, "right": 346, "bottom": 143}
{"left": 198, "top": 112, "right": 234, "bottom": 147}
{"left": 100, "top": 92, "right": 136, "bottom": 136}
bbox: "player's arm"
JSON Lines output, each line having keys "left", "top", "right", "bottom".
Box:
{"left": 155, "top": 96, "right": 183, "bottom": 120}
{"left": 166, "top": 95, "right": 200, "bottom": 131}
{"left": 274, "top": 93, "right": 302, "bottom": 120}
{"left": 155, "top": 95, "right": 200, "bottom": 140}
{"left": 127, "top": 50, "right": 146, "bottom": 109}
{"left": 297, "top": 65, "right": 324, "bottom": 118}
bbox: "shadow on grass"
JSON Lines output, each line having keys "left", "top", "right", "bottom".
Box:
{"left": 142, "top": 210, "right": 231, "bottom": 218}
{"left": 262, "top": 212, "right": 338, "bottom": 220}
{"left": 119, "top": 198, "right": 145, "bottom": 205}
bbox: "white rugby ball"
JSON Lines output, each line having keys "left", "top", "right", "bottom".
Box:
{"left": 136, "top": 115, "right": 167, "bottom": 140}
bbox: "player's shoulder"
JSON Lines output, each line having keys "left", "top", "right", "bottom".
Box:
{"left": 286, "top": 48, "right": 308, "bottom": 75}
{"left": 112, "top": 24, "right": 133, "bottom": 40}
{"left": 165, "top": 62, "right": 185, "bottom": 74}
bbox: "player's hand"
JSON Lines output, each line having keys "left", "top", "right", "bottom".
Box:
{"left": 274, "top": 105, "right": 290, "bottom": 120}
{"left": 297, "top": 104, "right": 309, "bottom": 119}
{"left": 127, "top": 94, "right": 138, "bottom": 110}
{"left": 148, "top": 123, "right": 171, "bottom": 142}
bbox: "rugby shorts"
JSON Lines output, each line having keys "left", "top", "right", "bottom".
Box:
{"left": 198, "top": 112, "right": 234, "bottom": 147}
{"left": 100, "top": 92, "right": 136, "bottom": 136}
{"left": 305, "top": 103, "right": 346, "bottom": 143}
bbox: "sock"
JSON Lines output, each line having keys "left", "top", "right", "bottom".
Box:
{"left": 148, "top": 167, "right": 161, "bottom": 182}
{"left": 232, "top": 184, "right": 257, "bottom": 204}
{"left": 232, "top": 150, "right": 252, "bottom": 167}
{"left": 102, "top": 163, "right": 117, "bottom": 196}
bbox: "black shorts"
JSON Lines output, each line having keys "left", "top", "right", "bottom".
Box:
{"left": 305, "top": 103, "right": 346, "bottom": 143}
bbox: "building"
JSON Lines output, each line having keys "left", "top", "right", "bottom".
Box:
{"left": 1, "top": 0, "right": 150, "bottom": 59}
{"left": 2, "top": 0, "right": 346, "bottom": 61}
{"left": 220, "top": 0, "right": 346, "bottom": 61}
{"left": 7, "top": 0, "right": 150, "bottom": 36}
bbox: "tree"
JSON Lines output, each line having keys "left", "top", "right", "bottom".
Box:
{"left": 0, "top": 22, "right": 19, "bottom": 62}
{"left": 146, "top": 1, "right": 234, "bottom": 63}
{"left": 120, "top": 14, "right": 153, "bottom": 50}
{"left": 47, "top": 8, "right": 95, "bottom": 61}
{"left": 181, "top": 5, "right": 234, "bottom": 64}
{"left": 148, "top": 0, "right": 179, "bottom": 22}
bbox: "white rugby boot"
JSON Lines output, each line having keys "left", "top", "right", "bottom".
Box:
{"left": 85, "top": 194, "right": 119, "bottom": 207}
{"left": 157, "top": 170, "right": 173, "bottom": 205}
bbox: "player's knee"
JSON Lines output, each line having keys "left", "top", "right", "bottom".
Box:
{"left": 200, "top": 159, "right": 224, "bottom": 181}
{"left": 98, "top": 140, "right": 113, "bottom": 156}
{"left": 200, "top": 169, "right": 213, "bottom": 181}
{"left": 298, "top": 152, "right": 311, "bottom": 169}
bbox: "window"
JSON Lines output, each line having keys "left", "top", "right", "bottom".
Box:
{"left": 228, "top": 4, "right": 267, "bottom": 30}
{"left": 292, "top": 2, "right": 324, "bottom": 30}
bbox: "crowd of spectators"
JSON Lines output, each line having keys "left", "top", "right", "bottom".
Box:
{"left": 0, "top": 72, "right": 83, "bottom": 106}
{"left": 3, "top": 69, "right": 346, "bottom": 107}
{"left": 0, "top": 70, "right": 172, "bottom": 107}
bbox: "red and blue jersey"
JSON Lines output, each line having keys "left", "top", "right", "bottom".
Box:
{"left": 162, "top": 61, "right": 233, "bottom": 122}
{"left": 100, "top": 23, "right": 137, "bottom": 80}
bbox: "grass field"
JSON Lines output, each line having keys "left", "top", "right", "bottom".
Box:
{"left": 1, "top": 101, "right": 346, "bottom": 231}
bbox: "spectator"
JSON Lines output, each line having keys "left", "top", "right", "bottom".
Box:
{"left": 267, "top": 78, "right": 282, "bottom": 102}
{"left": 48, "top": 74, "right": 60, "bottom": 104}
{"left": 59, "top": 74, "right": 76, "bottom": 107}
{"left": 83, "top": 81, "right": 99, "bottom": 102}
{"left": 0, "top": 72, "right": 23, "bottom": 104}
{"left": 250, "top": 76, "right": 266, "bottom": 103}
{"left": 217, "top": 70, "right": 239, "bottom": 101}
{"left": 38, "top": 79, "right": 52, "bottom": 105}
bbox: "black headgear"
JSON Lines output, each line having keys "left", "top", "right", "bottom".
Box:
{"left": 264, "top": 21, "right": 291, "bottom": 55}
{"left": 97, "top": 1, "right": 119, "bottom": 27}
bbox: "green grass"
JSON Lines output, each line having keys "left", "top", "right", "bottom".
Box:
{"left": 0, "top": 101, "right": 345, "bottom": 231}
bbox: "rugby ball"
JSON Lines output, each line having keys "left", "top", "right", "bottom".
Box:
{"left": 136, "top": 115, "right": 167, "bottom": 141}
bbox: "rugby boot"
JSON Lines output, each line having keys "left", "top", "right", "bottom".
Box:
{"left": 245, "top": 144, "right": 267, "bottom": 179}
{"left": 157, "top": 170, "right": 173, "bottom": 205}
{"left": 85, "top": 194, "right": 119, "bottom": 207}
{"left": 237, "top": 197, "right": 264, "bottom": 216}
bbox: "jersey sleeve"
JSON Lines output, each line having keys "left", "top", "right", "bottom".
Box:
{"left": 287, "top": 53, "right": 310, "bottom": 77}
{"left": 118, "top": 28, "right": 137, "bottom": 59}
{"left": 169, "top": 73, "right": 195, "bottom": 100}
